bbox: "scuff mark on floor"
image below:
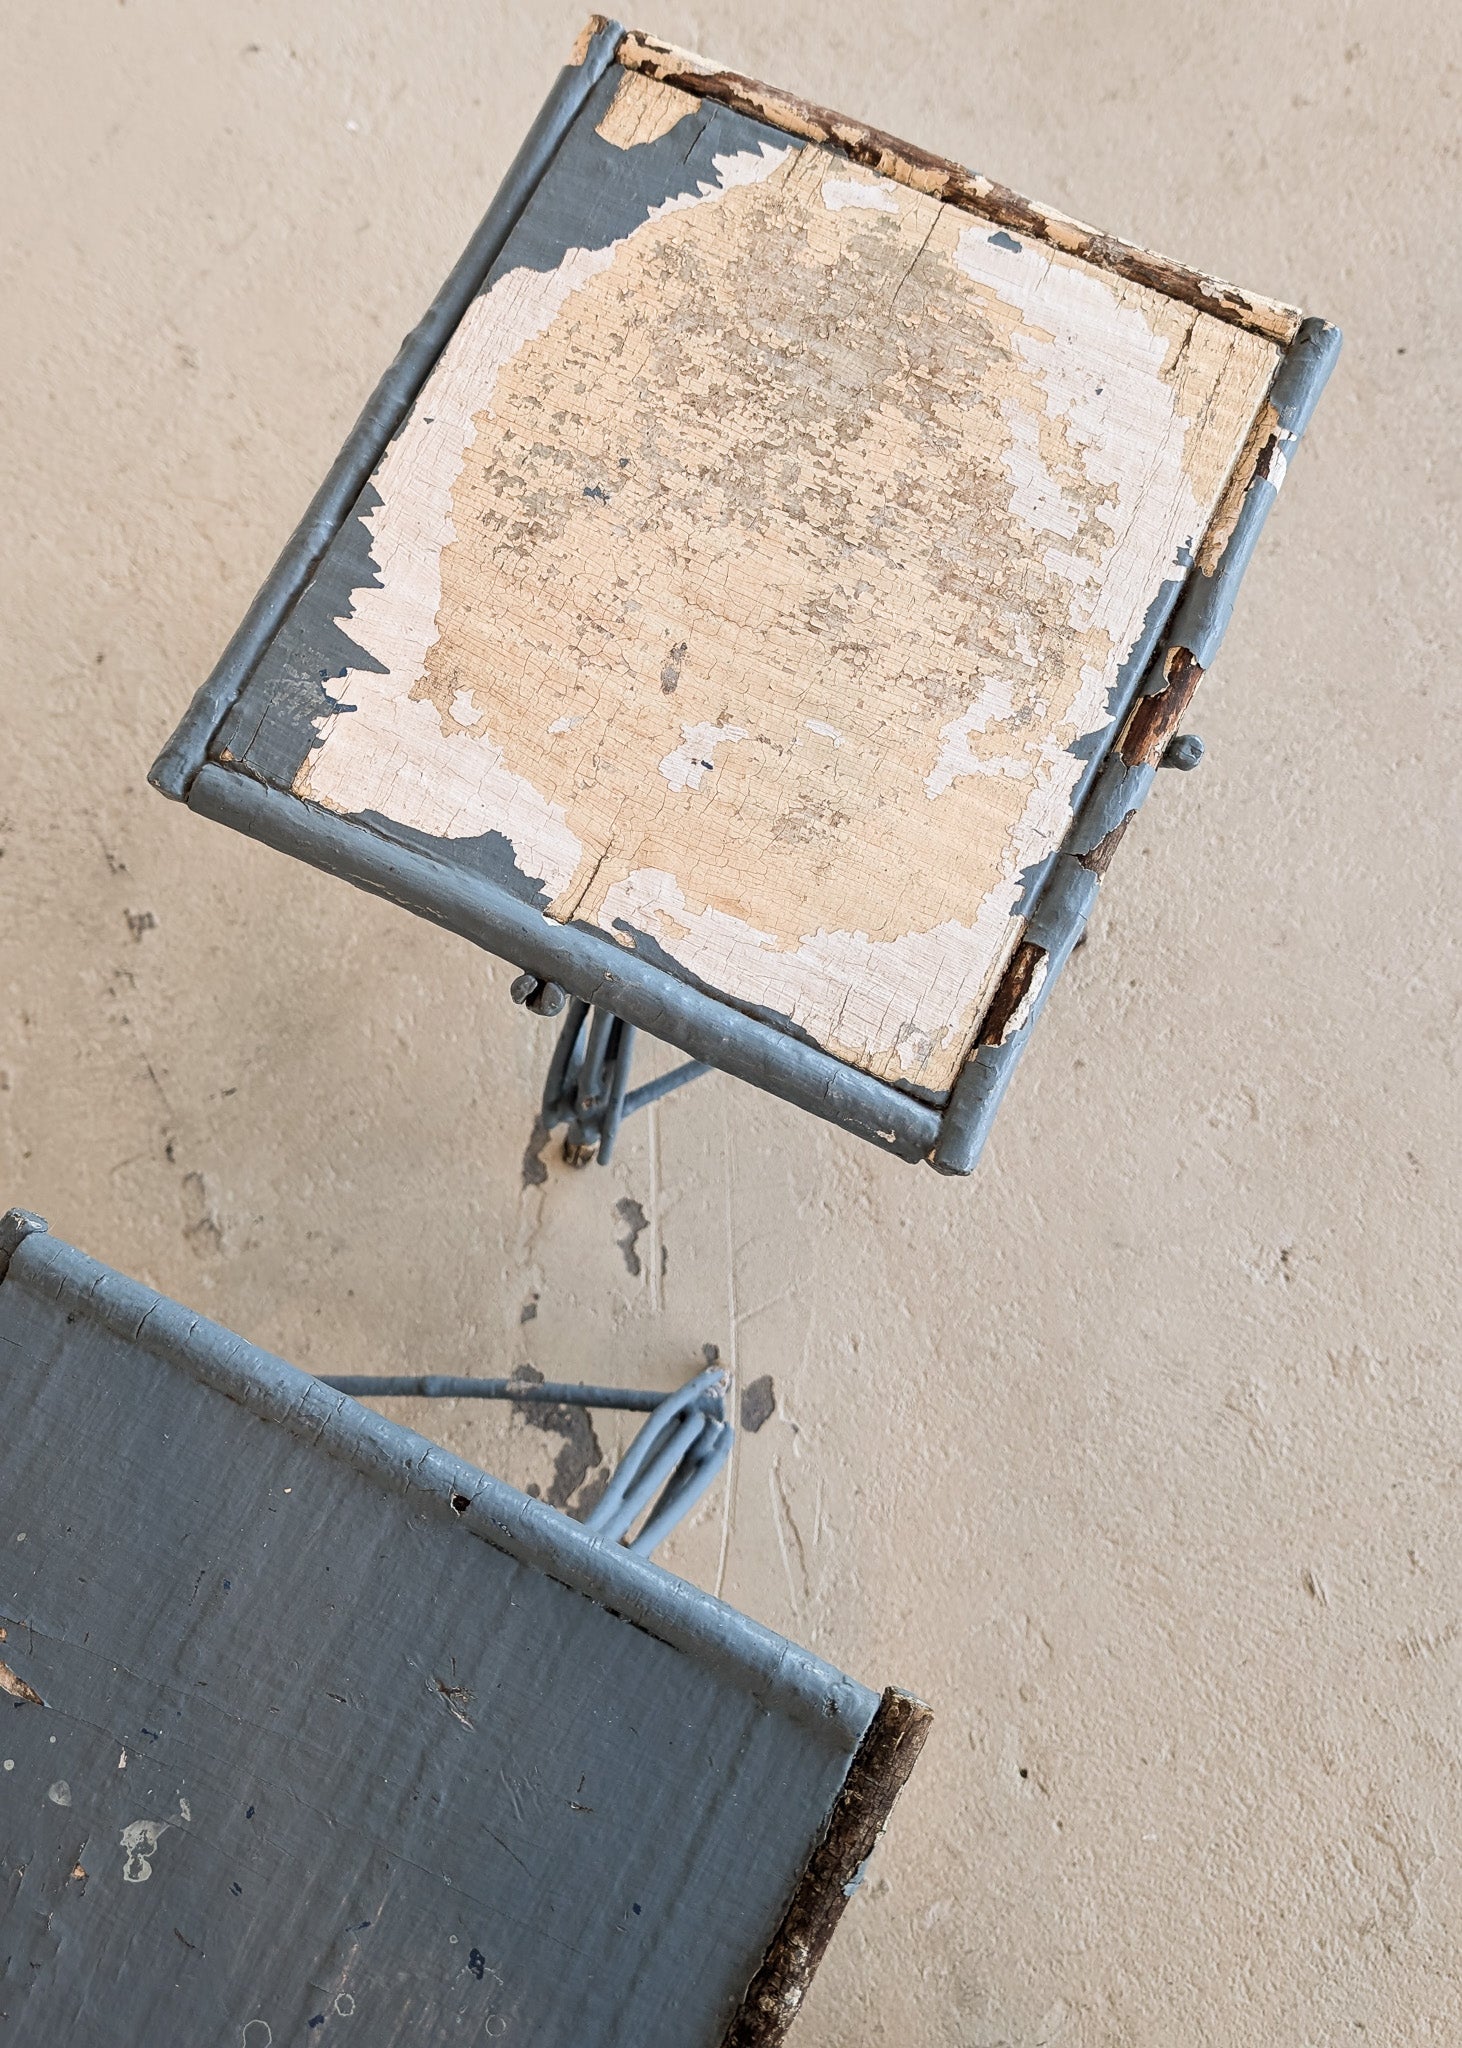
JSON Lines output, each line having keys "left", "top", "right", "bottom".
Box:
{"left": 511, "top": 1365, "right": 606, "bottom": 1512}
{"left": 614, "top": 1197, "right": 649, "bottom": 1276}
{"left": 520, "top": 1116, "right": 554, "bottom": 1188}
{"left": 740, "top": 1375, "right": 776, "bottom": 1432}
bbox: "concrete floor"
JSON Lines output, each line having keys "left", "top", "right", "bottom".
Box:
{"left": 3, "top": 3, "right": 1458, "bottom": 2040}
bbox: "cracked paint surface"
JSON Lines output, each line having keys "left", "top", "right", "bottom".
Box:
{"left": 285, "top": 68, "right": 1280, "bottom": 1090}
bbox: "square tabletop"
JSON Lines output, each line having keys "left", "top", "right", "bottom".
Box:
{"left": 155, "top": 23, "right": 1335, "bottom": 1169}
{"left": 208, "top": 47, "right": 1293, "bottom": 1099}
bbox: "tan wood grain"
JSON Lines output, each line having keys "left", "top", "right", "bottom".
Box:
{"left": 614, "top": 26, "right": 1303, "bottom": 347}
{"left": 595, "top": 70, "right": 691, "bottom": 149}
{"left": 293, "top": 69, "right": 1281, "bottom": 1091}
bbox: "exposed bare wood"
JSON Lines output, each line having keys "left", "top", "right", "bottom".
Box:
{"left": 291, "top": 68, "right": 1281, "bottom": 1090}
{"left": 568, "top": 15, "right": 609, "bottom": 67}
{"left": 615, "top": 27, "right": 1303, "bottom": 347}
{"left": 979, "top": 940, "right": 1050, "bottom": 1046}
{"left": 721, "top": 1689, "right": 932, "bottom": 2046}
{"left": 596, "top": 68, "right": 692, "bottom": 148}
{"left": 0, "top": 1657, "right": 44, "bottom": 1706}
{"left": 1196, "top": 399, "right": 1279, "bottom": 575}
{"left": 1077, "top": 814, "right": 1137, "bottom": 877}
{"left": 1121, "top": 648, "right": 1207, "bottom": 766}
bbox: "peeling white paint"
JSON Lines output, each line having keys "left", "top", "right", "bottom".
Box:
{"left": 821, "top": 176, "right": 900, "bottom": 214}
{"left": 301, "top": 141, "right": 792, "bottom": 880}
{"left": 998, "top": 399, "right": 1082, "bottom": 540}
{"left": 601, "top": 658, "right": 1105, "bottom": 1070}
{"left": 803, "top": 719, "right": 844, "bottom": 746}
{"left": 954, "top": 225, "right": 1204, "bottom": 645}
{"left": 345, "top": 245, "right": 617, "bottom": 686}
{"left": 119, "top": 1795, "right": 191, "bottom": 1882}
{"left": 600, "top": 865, "right": 1020, "bottom": 1070}
{"left": 1007, "top": 615, "right": 1042, "bottom": 670}
{"left": 306, "top": 689, "right": 584, "bottom": 896}
{"left": 659, "top": 721, "right": 748, "bottom": 793}
{"left": 646, "top": 144, "right": 794, "bottom": 228}
{"left": 925, "top": 675, "right": 1019, "bottom": 798}
{"left": 1262, "top": 426, "right": 1297, "bottom": 489}
{"left": 927, "top": 223, "right": 1223, "bottom": 982}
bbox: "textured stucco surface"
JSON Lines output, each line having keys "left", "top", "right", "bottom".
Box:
{"left": 1, "top": 5, "right": 1458, "bottom": 2042}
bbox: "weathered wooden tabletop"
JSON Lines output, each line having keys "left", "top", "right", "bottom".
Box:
{"left": 215, "top": 37, "right": 1295, "bottom": 1097}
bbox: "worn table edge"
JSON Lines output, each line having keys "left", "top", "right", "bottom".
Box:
{"left": 720, "top": 1686, "right": 934, "bottom": 2046}
{"left": 933, "top": 316, "right": 1342, "bottom": 1174}
{"left": 0, "top": 1214, "right": 884, "bottom": 1746}
{"left": 612, "top": 21, "right": 1304, "bottom": 345}
{"left": 185, "top": 765, "right": 942, "bottom": 1162}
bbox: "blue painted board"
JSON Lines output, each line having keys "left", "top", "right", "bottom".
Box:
{"left": 0, "top": 1217, "right": 925, "bottom": 2045}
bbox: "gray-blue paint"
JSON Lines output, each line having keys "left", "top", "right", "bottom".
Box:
{"left": 320, "top": 1375, "right": 723, "bottom": 1414}
{"left": 501, "top": 67, "right": 798, "bottom": 281}
{"left": 1161, "top": 732, "right": 1204, "bottom": 771}
{"left": 4, "top": 1221, "right": 873, "bottom": 1731}
{"left": 355, "top": 808, "right": 557, "bottom": 910}
{"left": 209, "top": 477, "right": 389, "bottom": 790}
{"left": 0, "top": 1215, "right": 906, "bottom": 2044}
{"left": 0, "top": 1204, "right": 45, "bottom": 1279}
{"left": 1068, "top": 758, "right": 1157, "bottom": 856}
{"left": 188, "top": 763, "right": 942, "bottom": 1164}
